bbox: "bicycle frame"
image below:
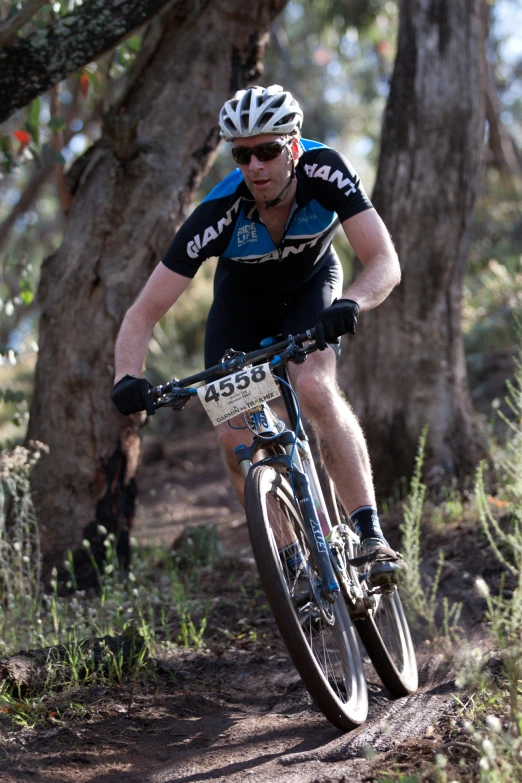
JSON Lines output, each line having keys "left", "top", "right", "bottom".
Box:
{"left": 148, "top": 330, "right": 366, "bottom": 613}
{"left": 232, "top": 364, "right": 362, "bottom": 607}
{"left": 149, "top": 333, "right": 418, "bottom": 704}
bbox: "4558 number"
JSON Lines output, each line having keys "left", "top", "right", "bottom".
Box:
{"left": 204, "top": 366, "right": 267, "bottom": 404}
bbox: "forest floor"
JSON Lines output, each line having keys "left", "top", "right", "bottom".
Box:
{"left": 0, "top": 378, "right": 510, "bottom": 783}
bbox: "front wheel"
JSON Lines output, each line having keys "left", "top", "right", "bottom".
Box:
{"left": 244, "top": 465, "right": 368, "bottom": 731}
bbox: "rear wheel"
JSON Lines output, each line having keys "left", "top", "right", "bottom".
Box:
{"left": 244, "top": 465, "right": 368, "bottom": 730}
{"left": 328, "top": 480, "right": 418, "bottom": 696}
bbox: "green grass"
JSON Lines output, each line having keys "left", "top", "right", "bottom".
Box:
{"left": 392, "top": 320, "right": 522, "bottom": 782}
{"left": 398, "top": 427, "right": 462, "bottom": 646}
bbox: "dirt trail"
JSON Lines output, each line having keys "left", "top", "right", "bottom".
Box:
{"left": 0, "top": 424, "right": 490, "bottom": 782}
{"left": 0, "top": 645, "right": 457, "bottom": 783}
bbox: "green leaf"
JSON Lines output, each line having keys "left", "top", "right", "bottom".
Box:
{"left": 27, "top": 98, "right": 41, "bottom": 145}
{"left": 0, "top": 136, "right": 14, "bottom": 174}
{"left": 126, "top": 35, "right": 142, "bottom": 53}
{"left": 41, "top": 143, "right": 65, "bottom": 166}
{"left": 48, "top": 116, "right": 66, "bottom": 131}
{"left": 3, "top": 389, "right": 25, "bottom": 404}
{"left": 85, "top": 69, "right": 100, "bottom": 89}
{"left": 20, "top": 290, "right": 34, "bottom": 306}
{"left": 51, "top": 148, "right": 65, "bottom": 164}
{"left": 28, "top": 146, "right": 42, "bottom": 167}
{"left": 0, "top": 135, "right": 12, "bottom": 155}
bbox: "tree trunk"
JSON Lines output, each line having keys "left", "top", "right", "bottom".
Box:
{"left": 341, "top": 0, "right": 487, "bottom": 494}
{"left": 27, "top": 0, "right": 287, "bottom": 584}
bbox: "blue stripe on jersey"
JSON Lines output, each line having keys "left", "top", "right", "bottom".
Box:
{"left": 285, "top": 199, "right": 337, "bottom": 238}
{"left": 300, "top": 138, "right": 329, "bottom": 152}
{"left": 223, "top": 205, "right": 276, "bottom": 259}
{"left": 202, "top": 168, "right": 243, "bottom": 203}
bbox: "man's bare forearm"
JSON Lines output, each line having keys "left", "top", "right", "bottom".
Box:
{"left": 342, "top": 251, "right": 401, "bottom": 311}
{"left": 114, "top": 306, "right": 156, "bottom": 384}
{"left": 113, "top": 264, "right": 193, "bottom": 386}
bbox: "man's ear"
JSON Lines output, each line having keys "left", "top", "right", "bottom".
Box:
{"left": 291, "top": 137, "right": 301, "bottom": 161}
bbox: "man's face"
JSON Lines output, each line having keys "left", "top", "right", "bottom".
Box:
{"left": 232, "top": 134, "right": 299, "bottom": 204}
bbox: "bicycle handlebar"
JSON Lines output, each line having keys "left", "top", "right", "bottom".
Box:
{"left": 147, "top": 327, "right": 318, "bottom": 412}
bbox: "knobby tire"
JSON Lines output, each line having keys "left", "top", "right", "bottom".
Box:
{"left": 244, "top": 465, "right": 368, "bottom": 731}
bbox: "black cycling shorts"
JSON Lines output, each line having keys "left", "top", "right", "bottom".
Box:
{"left": 204, "top": 247, "right": 343, "bottom": 369}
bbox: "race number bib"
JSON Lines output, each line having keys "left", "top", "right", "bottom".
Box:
{"left": 197, "top": 363, "right": 280, "bottom": 426}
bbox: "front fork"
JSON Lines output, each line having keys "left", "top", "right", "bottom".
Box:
{"left": 236, "top": 433, "right": 340, "bottom": 603}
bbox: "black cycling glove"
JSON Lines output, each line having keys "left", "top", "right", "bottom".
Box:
{"left": 111, "top": 374, "right": 153, "bottom": 416}
{"left": 315, "top": 298, "right": 360, "bottom": 351}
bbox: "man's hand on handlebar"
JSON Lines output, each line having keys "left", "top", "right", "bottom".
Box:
{"left": 315, "top": 299, "right": 360, "bottom": 351}
{"left": 111, "top": 374, "right": 155, "bottom": 415}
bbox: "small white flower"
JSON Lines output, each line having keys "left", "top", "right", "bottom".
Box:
{"left": 97, "top": 525, "right": 108, "bottom": 536}
{"left": 463, "top": 720, "right": 473, "bottom": 733}
{"left": 435, "top": 754, "right": 447, "bottom": 769}
{"left": 486, "top": 715, "right": 502, "bottom": 734}
{"left": 482, "top": 738, "right": 495, "bottom": 758}
{"left": 475, "top": 577, "right": 490, "bottom": 598}
{"left": 82, "top": 539, "right": 91, "bottom": 549}
{"left": 105, "top": 564, "right": 114, "bottom": 574}
{"left": 479, "top": 758, "right": 490, "bottom": 771}
{"left": 128, "top": 572, "right": 136, "bottom": 583}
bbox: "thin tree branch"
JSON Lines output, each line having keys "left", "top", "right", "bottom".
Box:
{"left": 485, "top": 61, "right": 522, "bottom": 182}
{"left": 0, "top": 0, "right": 179, "bottom": 123}
{"left": 49, "top": 85, "right": 72, "bottom": 213}
{"left": 0, "top": 0, "right": 50, "bottom": 47}
{"left": 0, "top": 75, "right": 82, "bottom": 256}
{"left": 0, "top": 164, "right": 52, "bottom": 259}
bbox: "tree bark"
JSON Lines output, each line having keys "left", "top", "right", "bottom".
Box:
{"left": 26, "top": 0, "right": 287, "bottom": 584}
{"left": 341, "top": 0, "right": 487, "bottom": 493}
{"left": 0, "top": 0, "right": 177, "bottom": 123}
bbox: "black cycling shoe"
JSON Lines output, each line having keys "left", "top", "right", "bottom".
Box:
{"left": 360, "top": 537, "right": 406, "bottom": 590}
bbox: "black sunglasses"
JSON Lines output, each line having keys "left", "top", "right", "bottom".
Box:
{"left": 231, "top": 140, "right": 291, "bottom": 165}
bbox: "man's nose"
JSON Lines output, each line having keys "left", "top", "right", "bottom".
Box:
{"left": 248, "top": 154, "right": 263, "bottom": 170}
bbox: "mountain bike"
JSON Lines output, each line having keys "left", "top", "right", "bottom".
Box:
{"left": 147, "top": 328, "right": 418, "bottom": 731}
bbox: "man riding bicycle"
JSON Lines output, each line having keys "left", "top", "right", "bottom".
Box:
{"left": 111, "top": 84, "right": 404, "bottom": 588}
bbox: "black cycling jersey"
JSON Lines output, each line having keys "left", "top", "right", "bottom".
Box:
{"left": 204, "top": 247, "right": 343, "bottom": 368}
{"left": 162, "top": 139, "right": 373, "bottom": 294}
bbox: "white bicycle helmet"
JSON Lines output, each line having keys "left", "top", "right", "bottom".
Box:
{"left": 219, "top": 84, "right": 303, "bottom": 140}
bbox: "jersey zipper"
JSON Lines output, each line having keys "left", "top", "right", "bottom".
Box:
{"left": 278, "top": 204, "right": 301, "bottom": 262}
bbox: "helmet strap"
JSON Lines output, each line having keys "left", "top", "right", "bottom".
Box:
{"left": 264, "top": 154, "right": 296, "bottom": 210}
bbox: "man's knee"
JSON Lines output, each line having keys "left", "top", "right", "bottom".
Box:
{"left": 292, "top": 369, "right": 338, "bottom": 416}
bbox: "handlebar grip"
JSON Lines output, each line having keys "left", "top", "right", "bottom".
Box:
{"left": 145, "top": 387, "right": 159, "bottom": 416}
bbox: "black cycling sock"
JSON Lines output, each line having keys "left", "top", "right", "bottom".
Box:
{"left": 350, "top": 506, "right": 385, "bottom": 542}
